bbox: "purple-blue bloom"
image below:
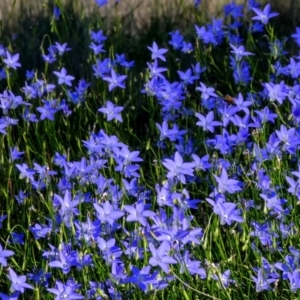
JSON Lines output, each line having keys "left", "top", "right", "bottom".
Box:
{"left": 177, "top": 68, "right": 198, "bottom": 85}
{"left": 206, "top": 198, "right": 244, "bottom": 225}
{"left": 196, "top": 82, "right": 218, "bottom": 100}
{"left": 0, "top": 292, "right": 20, "bottom": 300}
{"left": 230, "top": 44, "right": 254, "bottom": 61}
{"left": 169, "top": 30, "right": 184, "bottom": 49}
{"left": 162, "top": 151, "right": 195, "bottom": 184}
{"left": 0, "top": 215, "right": 7, "bottom": 229}
{"left": 287, "top": 270, "right": 300, "bottom": 292}
{"left": 195, "top": 111, "right": 222, "bottom": 133}
{"left": 36, "top": 100, "right": 58, "bottom": 121}
{"left": 156, "top": 120, "right": 178, "bottom": 141}
{"left": 15, "top": 163, "right": 36, "bottom": 181}
{"left": 123, "top": 265, "right": 159, "bottom": 292}
{"left": 53, "top": 6, "right": 61, "bottom": 19}
{"left": 103, "top": 69, "right": 127, "bottom": 91}
{"left": 195, "top": 25, "right": 216, "bottom": 45}
{"left": 148, "top": 41, "right": 168, "bottom": 61}
{"left": 124, "top": 201, "right": 155, "bottom": 226}
{"left": 251, "top": 268, "right": 277, "bottom": 292}
{"left": 94, "top": 201, "right": 124, "bottom": 225}
{"left": 98, "top": 100, "right": 123, "bottom": 122}
{"left": 47, "top": 280, "right": 84, "bottom": 299}
{"left": 179, "top": 251, "right": 206, "bottom": 278}
{"left": 3, "top": 51, "right": 21, "bottom": 69}
{"left": 251, "top": 4, "right": 279, "bottom": 25}
{"left": 181, "top": 42, "right": 193, "bottom": 53}
{"left": 48, "top": 249, "right": 77, "bottom": 274}
{"left": 30, "top": 223, "right": 52, "bottom": 239}
{"left": 260, "top": 192, "right": 284, "bottom": 212}
{"left": 149, "top": 241, "right": 177, "bottom": 273}
{"left": 89, "top": 42, "right": 106, "bottom": 55}
{"left": 95, "top": 0, "right": 108, "bottom": 7}
{"left": 54, "top": 42, "right": 71, "bottom": 56}
{"left": 0, "top": 244, "right": 14, "bottom": 267}
{"left": 264, "top": 81, "right": 287, "bottom": 104}
{"left": 292, "top": 27, "right": 300, "bottom": 46}
{"left": 53, "top": 190, "right": 80, "bottom": 228}
{"left": 274, "top": 124, "right": 300, "bottom": 154}
{"left": 53, "top": 68, "right": 75, "bottom": 86}
{"left": 9, "top": 147, "right": 24, "bottom": 162}
{"left": 212, "top": 269, "right": 236, "bottom": 288}
{"left": 27, "top": 269, "right": 51, "bottom": 288}
{"left": 213, "top": 169, "right": 242, "bottom": 194}
{"left": 147, "top": 59, "right": 167, "bottom": 79}
{"left": 7, "top": 268, "right": 33, "bottom": 293}
{"left": 90, "top": 30, "right": 107, "bottom": 43}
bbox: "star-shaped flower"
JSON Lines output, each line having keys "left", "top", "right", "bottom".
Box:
{"left": 251, "top": 4, "right": 278, "bottom": 25}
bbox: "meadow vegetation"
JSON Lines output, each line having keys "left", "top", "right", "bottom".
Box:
{"left": 1, "top": 0, "right": 300, "bottom": 299}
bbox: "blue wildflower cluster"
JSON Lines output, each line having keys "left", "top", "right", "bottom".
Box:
{"left": 1, "top": 0, "right": 300, "bottom": 298}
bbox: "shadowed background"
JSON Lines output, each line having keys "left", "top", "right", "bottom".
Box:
{"left": 0, "top": 0, "right": 299, "bottom": 86}
{"left": 1, "top": 0, "right": 300, "bottom": 33}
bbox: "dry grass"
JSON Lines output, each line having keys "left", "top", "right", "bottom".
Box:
{"left": 2, "top": 0, "right": 299, "bottom": 35}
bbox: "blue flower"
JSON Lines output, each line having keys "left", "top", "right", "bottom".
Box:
{"left": 95, "top": 0, "right": 108, "bottom": 7}
{"left": 124, "top": 201, "right": 155, "bottom": 226}
{"left": 103, "top": 69, "right": 127, "bottom": 91}
{"left": 251, "top": 4, "right": 278, "bottom": 25}
{"left": 3, "top": 51, "right": 21, "bottom": 69}
{"left": 264, "top": 81, "right": 288, "bottom": 104}
{"left": 196, "top": 82, "right": 218, "bottom": 100}
{"left": 98, "top": 100, "right": 123, "bottom": 122}
{"left": 251, "top": 268, "right": 277, "bottom": 292}
{"left": 53, "top": 68, "right": 75, "bottom": 86}
{"left": 179, "top": 251, "right": 206, "bottom": 277}
{"left": 177, "top": 68, "right": 198, "bottom": 85}
{"left": 89, "top": 42, "right": 105, "bottom": 55}
{"left": 123, "top": 265, "right": 159, "bottom": 292}
{"left": 47, "top": 280, "right": 84, "bottom": 299}
{"left": 213, "top": 169, "right": 242, "bottom": 194}
{"left": 212, "top": 269, "right": 236, "bottom": 288}
{"left": 0, "top": 215, "right": 7, "bottom": 229}
{"left": 149, "top": 241, "right": 177, "bottom": 273}
{"left": 195, "top": 111, "right": 222, "bottom": 133}
{"left": 206, "top": 198, "right": 244, "bottom": 225}
{"left": 15, "top": 163, "right": 36, "bottom": 181}
{"left": 260, "top": 192, "right": 284, "bottom": 212}
{"left": 53, "top": 6, "right": 61, "bottom": 20}
{"left": 147, "top": 42, "right": 168, "bottom": 61}
{"left": 94, "top": 201, "right": 124, "bottom": 225}
{"left": 90, "top": 30, "right": 107, "bottom": 43}
{"left": 156, "top": 120, "right": 178, "bottom": 141}
{"left": 7, "top": 268, "right": 33, "bottom": 293}
{"left": 27, "top": 269, "right": 51, "bottom": 288}
{"left": 54, "top": 42, "right": 71, "bottom": 56}
{"left": 53, "top": 190, "right": 80, "bottom": 228}
{"left": 9, "top": 147, "right": 24, "bottom": 162}
{"left": 168, "top": 30, "right": 184, "bottom": 49}
{"left": 48, "top": 249, "right": 77, "bottom": 274}
{"left": 292, "top": 27, "right": 300, "bottom": 46}
{"left": 0, "top": 244, "right": 14, "bottom": 267}
{"left": 30, "top": 223, "right": 52, "bottom": 239}
{"left": 230, "top": 44, "right": 254, "bottom": 61}
{"left": 0, "top": 292, "right": 20, "bottom": 300}
{"left": 287, "top": 270, "right": 300, "bottom": 292}
{"left": 36, "top": 100, "right": 58, "bottom": 121}
{"left": 147, "top": 59, "right": 167, "bottom": 79}
{"left": 162, "top": 151, "right": 195, "bottom": 184}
